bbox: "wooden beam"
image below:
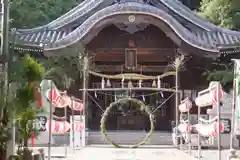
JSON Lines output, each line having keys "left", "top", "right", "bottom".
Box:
{"left": 88, "top": 48, "right": 175, "bottom": 62}
{"left": 93, "top": 64, "right": 167, "bottom": 72}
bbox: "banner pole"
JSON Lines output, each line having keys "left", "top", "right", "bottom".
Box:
{"left": 216, "top": 83, "right": 221, "bottom": 160}
{"left": 230, "top": 60, "right": 237, "bottom": 148}
{"left": 48, "top": 81, "right": 53, "bottom": 160}
{"left": 71, "top": 97, "right": 75, "bottom": 153}
{"left": 188, "top": 99, "right": 191, "bottom": 155}
{"left": 197, "top": 92, "right": 201, "bottom": 160}
{"left": 175, "top": 64, "right": 179, "bottom": 149}
{"left": 64, "top": 91, "right": 68, "bottom": 158}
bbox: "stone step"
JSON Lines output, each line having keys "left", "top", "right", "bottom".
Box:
{"left": 88, "top": 131, "right": 173, "bottom": 145}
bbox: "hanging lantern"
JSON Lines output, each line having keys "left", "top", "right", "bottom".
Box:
{"left": 210, "top": 121, "right": 224, "bottom": 136}
{"left": 45, "top": 88, "right": 69, "bottom": 108}
{"left": 178, "top": 123, "right": 192, "bottom": 133}
{"left": 72, "top": 123, "right": 85, "bottom": 132}
{"left": 128, "top": 80, "right": 133, "bottom": 88}
{"left": 157, "top": 76, "right": 161, "bottom": 88}
{"left": 101, "top": 78, "right": 105, "bottom": 89}
{"left": 62, "top": 121, "right": 71, "bottom": 134}
{"left": 46, "top": 88, "right": 61, "bottom": 103}
{"left": 195, "top": 121, "right": 224, "bottom": 137}
{"left": 46, "top": 120, "right": 70, "bottom": 134}
{"left": 195, "top": 83, "right": 223, "bottom": 107}
{"left": 152, "top": 80, "right": 157, "bottom": 87}
{"left": 107, "top": 79, "right": 111, "bottom": 87}
{"left": 70, "top": 100, "right": 84, "bottom": 112}
{"left": 195, "top": 123, "right": 211, "bottom": 137}
{"left": 178, "top": 97, "right": 192, "bottom": 113}
{"left": 46, "top": 120, "right": 84, "bottom": 133}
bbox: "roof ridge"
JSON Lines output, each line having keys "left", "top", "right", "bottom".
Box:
{"left": 159, "top": 0, "right": 240, "bottom": 36}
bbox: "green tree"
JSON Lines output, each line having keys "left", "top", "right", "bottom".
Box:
{"left": 9, "top": 0, "right": 85, "bottom": 90}
{"left": 10, "top": 0, "right": 79, "bottom": 28}
{"left": 15, "top": 55, "right": 45, "bottom": 147}
{"left": 198, "top": 0, "right": 240, "bottom": 85}
{"left": 199, "top": 0, "right": 240, "bottom": 30}
{"left": 42, "top": 55, "right": 84, "bottom": 90}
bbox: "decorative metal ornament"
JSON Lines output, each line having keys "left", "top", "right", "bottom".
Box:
{"left": 128, "top": 15, "right": 135, "bottom": 23}
{"left": 128, "top": 40, "right": 135, "bottom": 47}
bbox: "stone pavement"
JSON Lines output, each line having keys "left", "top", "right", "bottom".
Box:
{"left": 189, "top": 149, "right": 233, "bottom": 160}
{"left": 33, "top": 145, "right": 196, "bottom": 160}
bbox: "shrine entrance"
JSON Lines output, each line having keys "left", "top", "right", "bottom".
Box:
{"left": 88, "top": 89, "right": 174, "bottom": 131}
{"left": 86, "top": 24, "right": 178, "bottom": 132}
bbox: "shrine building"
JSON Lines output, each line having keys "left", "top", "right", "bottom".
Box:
{"left": 10, "top": 0, "right": 240, "bottom": 144}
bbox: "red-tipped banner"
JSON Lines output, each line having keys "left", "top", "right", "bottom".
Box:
{"left": 195, "top": 121, "right": 224, "bottom": 137}
{"left": 45, "top": 120, "right": 84, "bottom": 134}
{"left": 178, "top": 123, "right": 192, "bottom": 133}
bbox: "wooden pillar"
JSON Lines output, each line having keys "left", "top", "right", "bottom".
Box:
{"left": 175, "top": 67, "right": 179, "bottom": 124}
{"left": 82, "top": 55, "right": 89, "bottom": 129}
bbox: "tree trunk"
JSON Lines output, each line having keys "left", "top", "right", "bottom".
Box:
{"left": 0, "top": 146, "right": 6, "bottom": 160}
{"left": 23, "top": 137, "right": 28, "bottom": 148}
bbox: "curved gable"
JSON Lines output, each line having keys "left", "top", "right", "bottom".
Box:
{"left": 12, "top": 0, "right": 240, "bottom": 56}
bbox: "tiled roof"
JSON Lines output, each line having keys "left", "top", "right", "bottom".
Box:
{"left": 11, "top": 0, "right": 240, "bottom": 55}
{"left": 14, "top": 29, "right": 70, "bottom": 45}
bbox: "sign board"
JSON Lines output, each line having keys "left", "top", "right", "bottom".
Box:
{"left": 115, "top": 91, "right": 128, "bottom": 100}
{"left": 221, "top": 118, "right": 231, "bottom": 134}
{"left": 33, "top": 116, "right": 47, "bottom": 131}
